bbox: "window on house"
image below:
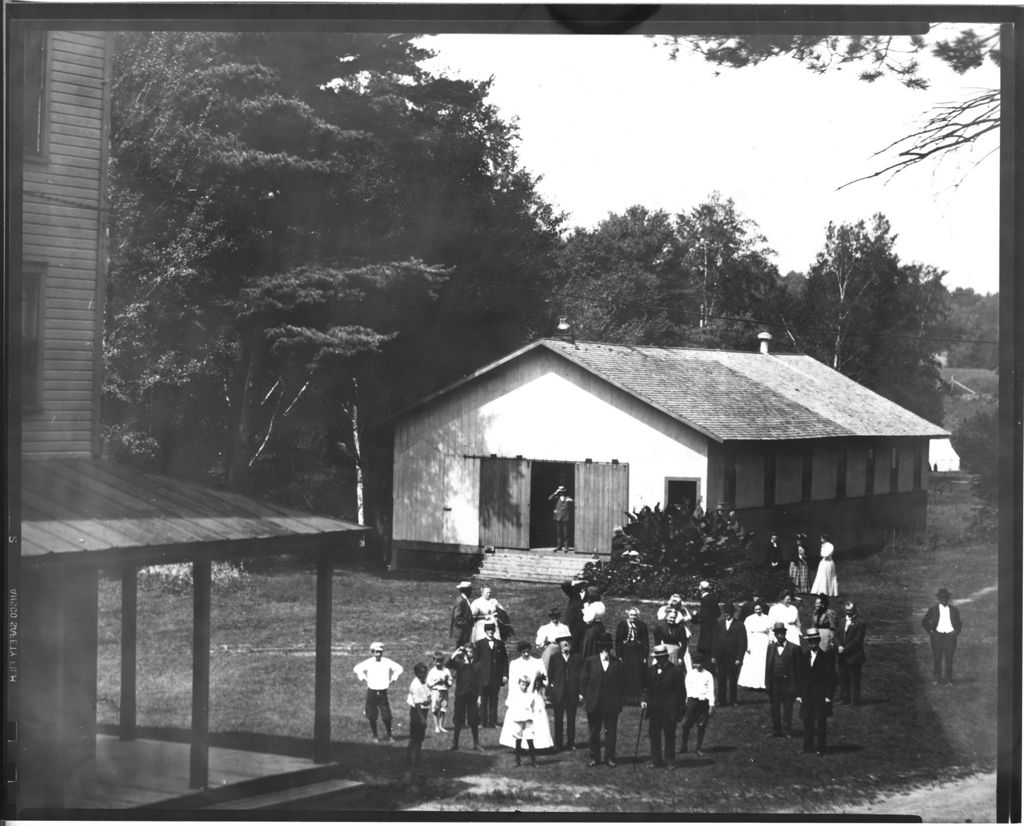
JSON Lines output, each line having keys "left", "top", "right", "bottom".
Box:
{"left": 865, "top": 447, "right": 875, "bottom": 494}
{"left": 22, "top": 267, "right": 43, "bottom": 409}
{"left": 890, "top": 445, "right": 900, "bottom": 492}
{"left": 836, "top": 449, "right": 847, "bottom": 498}
{"left": 723, "top": 454, "right": 736, "bottom": 508}
{"left": 801, "top": 448, "right": 813, "bottom": 501}
{"left": 764, "top": 451, "right": 775, "bottom": 507}
{"left": 24, "top": 29, "right": 47, "bottom": 157}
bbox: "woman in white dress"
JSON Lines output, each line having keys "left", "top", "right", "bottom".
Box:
{"left": 470, "top": 586, "right": 504, "bottom": 643}
{"left": 810, "top": 533, "right": 839, "bottom": 597}
{"left": 767, "top": 590, "right": 802, "bottom": 646}
{"left": 738, "top": 602, "right": 771, "bottom": 689}
{"left": 500, "top": 641, "right": 553, "bottom": 750}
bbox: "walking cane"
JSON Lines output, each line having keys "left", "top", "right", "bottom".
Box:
{"left": 634, "top": 704, "right": 646, "bottom": 766}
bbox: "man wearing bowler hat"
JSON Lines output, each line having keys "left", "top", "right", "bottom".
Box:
{"left": 642, "top": 643, "right": 686, "bottom": 767}
{"left": 711, "top": 601, "right": 747, "bottom": 707}
{"left": 922, "top": 587, "right": 963, "bottom": 685}
{"left": 764, "top": 621, "right": 800, "bottom": 737}
{"left": 451, "top": 580, "right": 474, "bottom": 647}
{"left": 546, "top": 633, "right": 582, "bottom": 750}
{"left": 579, "top": 631, "right": 627, "bottom": 767}
{"left": 796, "top": 627, "right": 837, "bottom": 756}
{"left": 474, "top": 622, "right": 508, "bottom": 727}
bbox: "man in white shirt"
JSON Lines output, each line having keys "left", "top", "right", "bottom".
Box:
{"left": 921, "top": 587, "right": 963, "bottom": 686}
{"left": 353, "top": 641, "right": 403, "bottom": 743}
{"left": 680, "top": 652, "right": 715, "bottom": 757}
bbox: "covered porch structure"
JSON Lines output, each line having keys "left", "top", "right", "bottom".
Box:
{"left": 16, "top": 457, "right": 365, "bottom": 813}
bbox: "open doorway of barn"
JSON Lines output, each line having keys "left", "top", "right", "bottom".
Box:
{"left": 529, "top": 461, "right": 575, "bottom": 549}
{"left": 665, "top": 477, "right": 700, "bottom": 514}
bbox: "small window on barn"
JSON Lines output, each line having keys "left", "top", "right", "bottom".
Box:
{"left": 763, "top": 451, "right": 776, "bottom": 507}
{"left": 836, "top": 449, "right": 847, "bottom": 499}
{"left": 865, "top": 447, "right": 875, "bottom": 494}
{"left": 24, "top": 29, "right": 48, "bottom": 157}
{"left": 801, "top": 448, "right": 813, "bottom": 501}
{"left": 890, "top": 445, "right": 900, "bottom": 492}
{"left": 723, "top": 454, "right": 736, "bottom": 508}
{"left": 22, "top": 266, "right": 44, "bottom": 410}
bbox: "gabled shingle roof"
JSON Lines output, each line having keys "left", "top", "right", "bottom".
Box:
{"left": 394, "top": 338, "right": 948, "bottom": 443}
{"left": 542, "top": 339, "right": 949, "bottom": 441}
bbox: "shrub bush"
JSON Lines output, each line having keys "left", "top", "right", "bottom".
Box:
{"left": 138, "top": 561, "right": 247, "bottom": 594}
{"left": 585, "top": 504, "right": 790, "bottom": 602}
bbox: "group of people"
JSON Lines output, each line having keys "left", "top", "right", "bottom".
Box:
{"left": 351, "top": 574, "right": 963, "bottom": 768}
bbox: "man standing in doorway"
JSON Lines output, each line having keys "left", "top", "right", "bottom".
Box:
{"left": 549, "top": 481, "right": 574, "bottom": 551}
{"left": 922, "top": 587, "right": 963, "bottom": 685}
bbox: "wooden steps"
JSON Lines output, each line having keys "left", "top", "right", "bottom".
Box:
{"left": 477, "top": 548, "right": 597, "bottom": 584}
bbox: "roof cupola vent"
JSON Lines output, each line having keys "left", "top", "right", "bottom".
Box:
{"left": 757, "top": 331, "right": 773, "bottom": 354}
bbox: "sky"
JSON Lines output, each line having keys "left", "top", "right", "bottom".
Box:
{"left": 422, "top": 28, "right": 1001, "bottom": 294}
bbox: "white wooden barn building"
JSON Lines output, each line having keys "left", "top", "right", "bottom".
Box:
{"left": 388, "top": 338, "right": 948, "bottom": 568}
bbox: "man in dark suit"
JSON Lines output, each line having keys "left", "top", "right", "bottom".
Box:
{"left": 764, "top": 621, "right": 800, "bottom": 737}
{"left": 835, "top": 600, "right": 867, "bottom": 705}
{"left": 641, "top": 644, "right": 686, "bottom": 768}
{"left": 474, "top": 622, "right": 508, "bottom": 727}
{"left": 561, "top": 578, "right": 588, "bottom": 653}
{"left": 450, "top": 580, "right": 474, "bottom": 647}
{"left": 921, "top": 587, "right": 963, "bottom": 686}
{"left": 578, "top": 632, "right": 627, "bottom": 767}
{"left": 711, "top": 602, "right": 747, "bottom": 706}
{"left": 695, "top": 580, "right": 720, "bottom": 666}
{"left": 444, "top": 644, "right": 482, "bottom": 751}
{"left": 796, "top": 628, "right": 837, "bottom": 756}
{"left": 546, "top": 634, "right": 582, "bottom": 750}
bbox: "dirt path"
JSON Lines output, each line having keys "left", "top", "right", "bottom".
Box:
{"left": 822, "top": 771, "right": 997, "bottom": 821}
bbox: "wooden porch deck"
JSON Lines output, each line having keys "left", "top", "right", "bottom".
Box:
{"left": 57, "top": 735, "right": 360, "bottom": 810}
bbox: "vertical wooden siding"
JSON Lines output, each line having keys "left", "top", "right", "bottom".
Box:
{"left": 574, "top": 462, "right": 628, "bottom": 556}
{"left": 22, "top": 31, "right": 109, "bottom": 458}
{"left": 478, "top": 457, "right": 531, "bottom": 549}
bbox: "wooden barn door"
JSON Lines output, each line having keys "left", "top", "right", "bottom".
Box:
{"left": 479, "top": 457, "right": 531, "bottom": 549}
{"left": 574, "top": 461, "right": 629, "bottom": 556}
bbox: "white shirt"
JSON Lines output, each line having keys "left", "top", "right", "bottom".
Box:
{"left": 684, "top": 668, "right": 716, "bottom": 706}
{"left": 407, "top": 678, "right": 431, "bottom": 707}
{"left": 936, "top": 604, "right": 955, "bottom": 633}
{"left": 536, "top": 620, "right": 567, "bottom": 648}
{"left": 354, "top": 656, "right": 403, "bottom": 690}
{"left": 582, "top": 601, "right": 606, "bottom": 623}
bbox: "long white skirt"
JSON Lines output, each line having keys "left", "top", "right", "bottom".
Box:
{"left": 499, "top": 693, "right": 554, "bottom": 749}
{"left": 810, "top": 558, "right": 838, "bottom": 597}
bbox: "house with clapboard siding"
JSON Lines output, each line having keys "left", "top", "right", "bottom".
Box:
{"left": 10, "top": 28, "right": 365, "bottom": 812}
{"left": 389, "top": 338, "right": 948, "bottom": 570}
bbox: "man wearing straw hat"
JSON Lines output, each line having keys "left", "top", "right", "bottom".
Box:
{"left": 450, "top": 580, "right": 474, "bottom": 646}
{"left": 796, "top": 627, "right": 837, "bottom": 756}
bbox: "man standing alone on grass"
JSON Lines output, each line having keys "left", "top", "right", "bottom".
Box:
{"left": 796, "top": 628, "right": 837, "bottom": 756}
{"left": 922, "top": 587, "right": 963, "bottom": 685}
{"left": 836, "top": 600, "right": 867, "bottom": 705}
{"left": 680, "top": 652, "right": 714, "bottom": 757}
{"left": 445, "top": 644, "right": 483, "bottom": 751}
{"left": 474, "top": 622, "right": 509, "bottom": 727}
{"left": 764, "top": 622, "right": 799, "bottom": 738}
{"left": 642, "top": 644, "right": 686, "bottom": 768}
{"left": 579, "top": 632, "right": 626, "bottom": 767}
{"left": 353, "top": 641, "right": 403, "bottom": 743}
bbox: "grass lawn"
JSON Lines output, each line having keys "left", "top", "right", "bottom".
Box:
{"left": 95, "top": 474, "right": 999, "bottom": 814}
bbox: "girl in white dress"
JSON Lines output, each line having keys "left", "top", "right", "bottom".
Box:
{"left": 767, "top": 590, "right": 802, "bottom": 646}
{"left": 810, "top": 533, "right": 838, "bottom": 597}
{"left": 500, "top": 642, "right": 554, "bottom": 751}
{"left": 501, "top": 674, "right": 544, "bottom": 766}
{"left": 738, "top": 602, "right": 771, "bottom": 689}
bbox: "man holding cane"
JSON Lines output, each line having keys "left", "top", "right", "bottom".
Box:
{"left": 641, "top": 643, "right": 686, "bottom": 768}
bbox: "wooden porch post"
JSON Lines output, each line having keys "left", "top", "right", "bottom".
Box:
{"left": 120, "top": 565, "right": 137, "bottom": 740}
{"left": 313, "top": 548, "right": 334, "bottom": 763}
{"left": 189, "top": 557, "right": 211, "bottom": 789}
